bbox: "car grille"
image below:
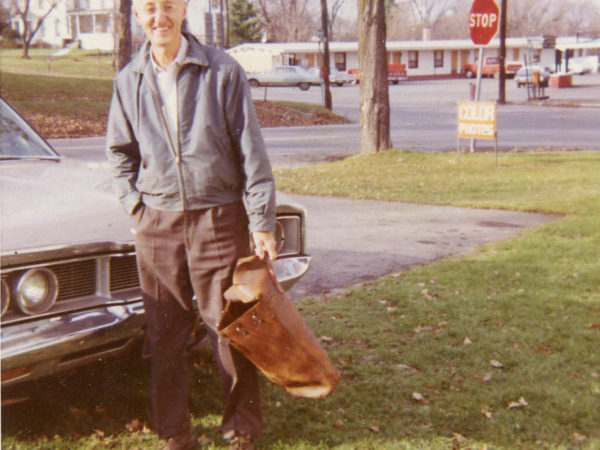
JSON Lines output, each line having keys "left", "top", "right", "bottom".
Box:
{"left": 53, "top": 259, "right": 96, "bottom": 301}
{"left": 110, "top": 255, "right": 140, "bottom": 292}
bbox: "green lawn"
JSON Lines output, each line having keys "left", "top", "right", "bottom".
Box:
{"left": 0, "top": 48, "right": 116, "bottom": 79}
{"left": 3, "top": 150, "right": 599, "bottom": 449}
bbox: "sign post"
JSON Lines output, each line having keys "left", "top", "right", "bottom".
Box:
{"left": 467, "top": 0, "right": 500, "bottom": 152}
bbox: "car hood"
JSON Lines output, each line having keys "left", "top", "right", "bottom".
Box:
{"left": 1, "top": 158, "right": 134, "bottom": 254}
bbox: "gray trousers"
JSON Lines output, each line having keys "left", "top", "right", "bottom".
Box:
{"left": 133, "top": 201, "right": 262, "bottom": 440}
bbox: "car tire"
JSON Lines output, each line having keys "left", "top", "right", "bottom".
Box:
{"left": 298, "top": 82, "right": 310, "bottom": 91}
{"left": 248, "top": 79, "right": 259, "bottom": 88}
{"left": 465, "top": 69, "right": 475, "bottom": 78}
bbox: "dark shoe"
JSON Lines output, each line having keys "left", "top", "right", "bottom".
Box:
{"left": 228, "top": 435, "right": 255, "bottom": 450}
{"left": 159, "top": 428, "right": 197, "bottom": 450}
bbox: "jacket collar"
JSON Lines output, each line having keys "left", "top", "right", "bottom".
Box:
{"left": 131, "top": 32, "right": 210, "bottom": 75}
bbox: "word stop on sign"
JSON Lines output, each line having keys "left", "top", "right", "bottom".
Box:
{"left": 469, "top": 12, "right": 498, "bottom": 28}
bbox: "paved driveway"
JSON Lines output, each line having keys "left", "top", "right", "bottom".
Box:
{"left": 285, "top": 194, "right": 558, "bottom": 299}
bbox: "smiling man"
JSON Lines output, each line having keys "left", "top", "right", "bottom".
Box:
{"left": 105, "top": 0, "right": 276, "bottom": 449}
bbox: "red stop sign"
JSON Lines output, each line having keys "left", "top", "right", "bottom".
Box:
{"left": 469, "top": 0, "right": 500, "bottom": 46}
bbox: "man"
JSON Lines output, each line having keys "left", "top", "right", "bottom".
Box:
{"left": 105, "top": 0, "right": 276, "bottom": 448}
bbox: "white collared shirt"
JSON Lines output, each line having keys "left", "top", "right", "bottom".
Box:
{"left": 151, "top": 36, "right": 188, "bottom": 145}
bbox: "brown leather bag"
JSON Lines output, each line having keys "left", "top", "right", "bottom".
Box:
{"left": 218, "top": 255, "right": 340, "bottom": 398}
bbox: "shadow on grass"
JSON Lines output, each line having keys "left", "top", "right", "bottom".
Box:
{"left": 1, "top": 350, "right": 226, "bottom": 446}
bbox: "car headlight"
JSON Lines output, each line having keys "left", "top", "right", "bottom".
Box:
{"left": 1, "top": 278, "right": 9, "bottom": 317}
{"left": 13, "top": 268, "right": 58, "bottom": 315}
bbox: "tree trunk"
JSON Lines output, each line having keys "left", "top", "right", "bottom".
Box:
{"left": 357, "top": 0, "right": 392, "bottom": 154}
{"left": 320, "top": 0, "right": 332, "bottom": 110}
{"left": 114, "top": 0, "right": 132, "bottom": 71}
{"left": 22, "top": 41, "right": 30, "bottom": 58}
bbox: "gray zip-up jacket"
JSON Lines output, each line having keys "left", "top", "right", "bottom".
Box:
{"left": 106, "top": 33, "right": 275, "bottom": 232}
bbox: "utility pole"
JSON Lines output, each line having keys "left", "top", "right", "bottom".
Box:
{"left": 498, "top": 0, "right": 507, "bottom": 104}
{"left": 320, "top": 0, "right": 332, "bottom": 110}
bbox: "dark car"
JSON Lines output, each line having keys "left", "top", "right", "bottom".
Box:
{"left": 0, "top": 97, "right": 311, "bottom": 394}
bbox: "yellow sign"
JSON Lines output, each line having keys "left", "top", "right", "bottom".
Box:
{"left": 457, "top": 101, "right": 497, "bottom": 140}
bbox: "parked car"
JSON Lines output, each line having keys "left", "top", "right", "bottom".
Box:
{"left": 515, "top": 65, "right": 552, "bottom": 88}
{"left": 329, "top": 68, "right": 357, "bottom": 86}
{"left": 307, "top": 67, "right": 357, "bottom": 86}
{"left": 348, "top": 63, "right": 408, "bottom": 84}
{"left": 464, "top": 56, "right": 522, "bottom": 79}
{"left": 246, "top": 66, "right": 321, "bottom": 91}
{"left": 0, "top": 97, "right": 311, "bottom": 395}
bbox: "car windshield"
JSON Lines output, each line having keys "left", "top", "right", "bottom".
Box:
{"left": 0, "top": 99, "right": 59, "bottom": 160}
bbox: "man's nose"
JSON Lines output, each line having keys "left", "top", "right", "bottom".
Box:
{"left": 154, "top": 6, "right": 168, "bottom": 23}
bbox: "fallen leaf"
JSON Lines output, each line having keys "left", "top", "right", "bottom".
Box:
{"left": 490, "top": 360, "right": 504, "bottom": 369}
{"left": 197, "top": 435, "right": 212, "bottom": 446}
{"left": 93, "top": 429, "right": 105, "bottom": 439}
{"left": 411, "top": 392, "right": 428, "bottom": 405}
{"left": 573, "top": 432, "right": 587, "bottom": 443}
{"left": 319, "top": 335, "right": 334, "bottom": 343}
{"left": 386, "top": 306, "right": 397, "bottom": 313}
{"left": 508, "top": 396, "right": 528, "bottom": 409}
{"left": 482, "top": 372, "right": 493, "bottom": 383}
{"left": 333, "top": 419, "right": 344, "bottom": 429}
{"left": 422, "top": 289, "right": 437, "bottom": 300}
{"left": 588, "top": 322, "right": 600, "bottom": 329}
{"left": 452, "top": 432, "right": 466, "bottom": 450}
{"left": 125, "top": 419, "right": 144, "bottom": 433}
{"left": 463, "top": 337, "right": 472, "bottom": 345}
{"left": 369, "top": 425, "right": 380, "bottom": 433}
{"left": 481, "top": 406, "right": 493, "bottom": 419}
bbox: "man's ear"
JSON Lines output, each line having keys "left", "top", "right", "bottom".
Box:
{"left": 132, "top": 2, "right": 140, "bottom": 24}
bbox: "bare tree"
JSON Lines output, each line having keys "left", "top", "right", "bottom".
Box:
{"left": 328, "top": 0, "right": 346, "bottom": 38}
{"left": 408, "top": 0, "right": 453, "bottom": 28}
{"left": 508, "top": 0, "right": 599, "bottom": 37}
{"left": 358, "top": 0, "right": 392, "bottom": 154}
{"left": 254, "top": 0, "right": 316, "bottom": 42}
{"left": 114, "top": 0, "right": 132, "bottom": 71}
{"left": 9, "top": 0, "right": 60, "bottom": 58}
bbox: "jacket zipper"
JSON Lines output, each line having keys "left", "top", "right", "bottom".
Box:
{"left": 148, "top": 83, "right": 188, "bottom": 211}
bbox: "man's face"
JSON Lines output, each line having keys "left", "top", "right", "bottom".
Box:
{"left": 133, "top": 0, "right": 186, "bottom": 50}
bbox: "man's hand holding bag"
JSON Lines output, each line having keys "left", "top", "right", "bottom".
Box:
{"left": 218, "top": 255, "right": 340, "bottom": 398}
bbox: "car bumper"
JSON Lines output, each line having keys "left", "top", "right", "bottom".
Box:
{"left": 1, "top": 255, "right": 311, "bottom": 389}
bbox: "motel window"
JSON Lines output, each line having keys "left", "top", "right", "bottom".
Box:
{"left": 408, "top": 51, "right": 419, "bottom": 69}
{"left": 334, "top": 53, "right": 346, "bottom": 71}
{"left": 434, "top": 50, "right": 444, "bottom": 68}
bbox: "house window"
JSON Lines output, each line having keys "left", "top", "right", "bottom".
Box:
{"left": 408, "top": 51, "right": 419, "bottom": 69}
{"left": 79, "top": 14, "right": 93, "bottom": 33}
{"left": 95, "top": 13, "right": 110, "bottom": 33}
{"left": 434, "top": 50, "right": 444, "bottom": 68}
{"left": 334, "top": 53, "right": 346, "bottom": 71}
